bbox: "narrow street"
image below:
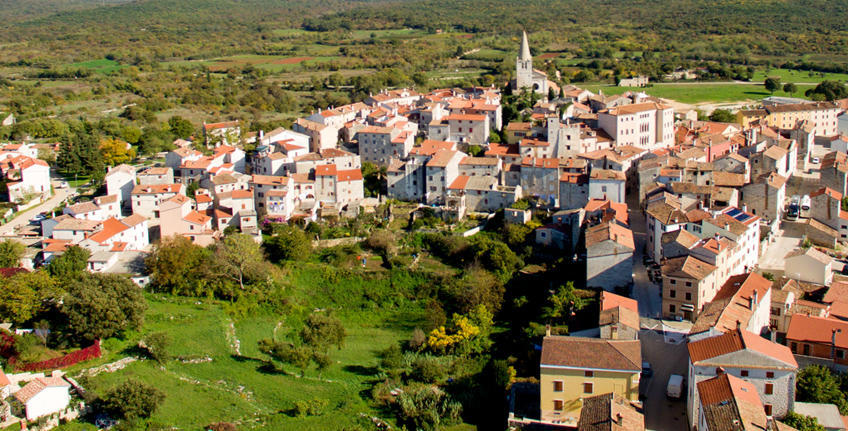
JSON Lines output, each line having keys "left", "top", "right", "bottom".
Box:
{"left": 627, "top": 188, "right": 662, "bottom": 319}
{"left": 0, "top": 182, "right": 72, "bottom": 236}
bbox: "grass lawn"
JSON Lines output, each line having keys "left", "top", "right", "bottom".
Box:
{"left": 753, "top": 68, "right": 848, "bottom": 84}
{"left": 58, "top": 267, "right": 432, "bottom": 430}
{"left": 67, "top": 59, "right": 124, "bottom": 74}
{"left": 583, "top": 82, "right": 815, "bottom": 104}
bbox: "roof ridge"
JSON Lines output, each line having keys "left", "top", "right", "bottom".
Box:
{"left": 607, "top": 339, "right": 640, "bottom": 370}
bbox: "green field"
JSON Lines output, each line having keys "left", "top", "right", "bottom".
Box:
{"left": 67, "top": 59, "right": 124, "bottom": 74}
{"left": 58, "top": 264, "right": 432, "bottom": 430}
{"left": 752, "top": 68, "right": 848, "bottom": 84}
{"left": 584, "top": 82, "right": 815, "bottom": 104}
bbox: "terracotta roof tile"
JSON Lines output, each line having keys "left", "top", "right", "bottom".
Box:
{"left": 541, "top": 336, "right": 641, "bottom": 372}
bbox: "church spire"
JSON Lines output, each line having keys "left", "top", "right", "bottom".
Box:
{"left": 519, "top": 30, "right": 532, "bottom": 61}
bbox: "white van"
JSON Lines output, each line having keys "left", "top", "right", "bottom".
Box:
{"left": 666, "top": 374, "right": 684, "bottom": 399}
{"left": 800, "top": 195, "right": 811, "bottom": 218}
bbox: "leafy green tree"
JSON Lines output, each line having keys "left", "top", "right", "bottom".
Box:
{"left": 56, "top": 126, "right": 105, "bottom": 180}
{"left": 62, "top": 273, "right": 147, "bottom": 341}
{"left": 146, "top": 236, "right": 212, "bottom": 296}
{"left": 782, "top": 411, "right": 825, "bottom": 431}
{"left": 784, "top": 83, "right": 798, "bottom": 95}
{"left": 708, "top": 109, "right": 736, "bottom": 123}
{"left": 258, "top": 313, "right": 347, "bottom": 376}
{"left": 100, "top": 379, "right": 165, "bottom": 420}
{"left": 0, "top": 271, "right": 57, "bottom": 324}
{"left": 213, "top": 233, "right": 268, "bottom": 291}
{"left": 543, "top": 281, "right": 589, "bottom": 326}
{"left": 0, "top": 239, "right": 25, "bottom": 267}
{"left": 797, "top": 365, "right": 848, "bottom": 413}
{"left": 140, "top": 332, "right": 170, "bottom": 364}
{"left": 264, "top": 224, "right": 311, "bottom": 262}
{"left": 47, "top": 245, "right": 90, "bottom": 279}
{"left": 469, "top": 236, "right": 523, "bottom": 282}
{"left": 361, "top": 162, "right": 386, "bottom": 197}
{"left": 764, "top": 77, "right": 781, "bottom": 94}
{"left": 446, "top": 267, "right": 504, "bottom": 314}
{"left": 806, "top": 80, "right": 848, "bottom": 101}
{"left": 167, "top": 116, "right": 195, "bottom": 139}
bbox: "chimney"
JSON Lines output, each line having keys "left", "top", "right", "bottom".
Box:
{"left": 753, "top": 290, "right": 758, "bottom": 306}
{"left": 742, "top": 204, "right": 747, "bottom": 213}
{"left": 545, "top": 324, "right": 551, "bottom": 337}
{"left": 615, "top": 413, "right": 622, "bottom": 424}
{"left": 736, "top": 320, "right": 742, "bottom": 330}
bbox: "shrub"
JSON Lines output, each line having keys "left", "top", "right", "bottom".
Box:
{"left": 293, "top": 398, "right": 329, "bottom": 417}
{"left": 140, "top": 332, "right": 170, "bottom": 364}
{"left": 410, "top": 356, "right": 447, "bottom": 383}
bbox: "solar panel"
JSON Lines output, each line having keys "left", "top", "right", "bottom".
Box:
{"left": 725, "top": 208, "right": 741, "bottom": 218}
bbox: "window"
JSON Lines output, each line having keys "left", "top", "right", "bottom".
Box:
{"left": 685, "top": 281, "right": 692, "bottom": 287}
{"left": 553, "top": 400, "right": 564, "bottom": 411}
{"left": 670, "top": 290, "right": 676, "bottom": 298}
{"left": 553, "top": 381, "right": 563, "bottom": 392}
{"left": 669, "top": 304, "right": 676, "bottom": 313}
{"left": 583, "top": 383, "right": 593, "bottom": 394}
{"left": 584, "top": 371, "right": 594, "bottom": 377}
{"left": 766, "top": 371, "right": 774, "bottom": 378}
{"left": 765, "top": 383, "right": 773, "bottom": 394}
{"left": 670, "top": 279, "right": 677, "bottom": 285}
{"left": 764, "top": 404, "right": 772, "bottom": 416}
{"left": 740, "top": 370, "right": 749, "bottom": 377}
{"left": 685, "top": 292, "right": 692, "bottom": 301}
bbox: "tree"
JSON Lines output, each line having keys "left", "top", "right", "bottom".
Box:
{"left": 213, "top": 233, "right": 268, "bottom": 291}
{"left": 47, "top": 245, "right": 90, "bottom": 279}
{"left": 543, "top": 281, "right": 589, "bottom": 326}
{"left": 469, "top": 236, "right": 523, "bottom": 282}
{"left": 784, "top": 83, "right": 798, "bottom": 95}
{"left": 764, "top": 77, "right": 781, "bottom": 94}
{"left": 258, "top": 312, "right": 347, "bottom": 376}
{"left": 263, "top": 225, "right": 311, "bottom": 262}
{"left": 426, "top": 305, "right": 493, "bottom": 356}
{"left": 140, "top": 332, "right": 170, "bottom": 364}
{"left": 708, "top": 109, "right": 736, "bottom": 123}
{"left": 782, "top": 411, "right": 825, "bottom": 431}
{"left": 100, "top": 379, "right": 165, "bottom": 420}
{"left": 796, "top": 365, "right": 848, "bottom": 414}
{"left": 62, "top": 273, "right": 146, "bottom": 341}
{"left": 167, "top": 116, "right": 195, "bottom": 139}
{"left": 806, "top": 80, "right": 848, "bottom": 101}
{"left": 145, "top": 236, "right": 212, "bottom": 296}
{"left": 0, "top": 239, "right": 24, "bottom": 267}
{"left": 0, "top": 271, "right": 57, "bottom": 324}
{"left": 100, "top": 137, "right": 136, "bottom": 166}
{"left": 56, "top": 125, "right": 105, "bottom": 179}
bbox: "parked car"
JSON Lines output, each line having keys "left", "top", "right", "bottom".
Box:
{"left": 641, "top": 362, "right": 653, "bottom": 378}
{"left": 666, "top": 374, "right": 684, "bottom": 399}
{"left": 29, "top": 213, "right": 47, "bottom": 224}
{"left": 812, "top": 156, "right": 821, "bottom": 164}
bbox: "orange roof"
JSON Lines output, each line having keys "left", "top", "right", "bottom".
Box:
{"left": 824, "top": 281, "right": 848, "bottom": 304}
{"left": 688, "top": 329, "right": 796, "bottom": 367}
{"left": 691, "top": 273, "right": 771, "bottom": 334}
{"left": 560, "top": 172, "right": 588, "bottom": 184}
{"left": 315, "top": 164, "right": 338, "bottom": 177}
{"left": 132, "top": 184, "right": 182, "bottom": 195}
{"left": 204, "top": 120, "right": 239, "bottom": 131}
{"left": 445, "top": 113, "right": 487, "bottom": 122}
{"left": 484, "top": 143, "right": 520, "bottom": 157}
{"left": 520, "top": 138, "right": 549, "bottom": 148}
{"left": 811, "top": 186, "right": 843, "bottom": 201}
{"left": 427, "top": 150, "right": 459, "bottom": 168}
{"left": 787, "top": 314, "right": 848, "bottom": 349}
{"left": 43, "top": 239, "right": 71, "bottom": 253}
{"left": 87, "top": 217, "right": 129, "bottom": 244}
{"left": 231, "top": 189, "right": 253, "bottom": 199}
{"left": 448, "top": 175, "right": 470, "bottom": 190}
{"left": 110, "top": 242, "right": 128, "bottom": 252}
{"left": 697, "top": 373, "right": 763, "bottom": 412}
{"left": 520, "top": 156, "right": 558, "bottom": 169}
{"left": 195, "top": 193, "right": 213, "bottom": 203}
{"left": 184, "top": 210, "right": 211, "bottom": 225}
{"left": 600, "top": 291, "right": 638, "bottom": 313}
{"left": 251, "top": 175, "right": 288, "bottom": 186}
{"left": 337, "top": 169, "right": 363, "bottom": 182}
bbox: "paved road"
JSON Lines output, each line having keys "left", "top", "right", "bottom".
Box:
{"left": 640, "top": 329, "right": 689, "bottom": 431}
{"left": 0, "top": 185, "right": 71, "bottom": 236}
{"left": 628, "top": 189, "right": 662, "bottom": 319}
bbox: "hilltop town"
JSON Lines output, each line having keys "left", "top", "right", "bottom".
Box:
{"left": 3, "top": 28, "right": 848, "bottom": 431}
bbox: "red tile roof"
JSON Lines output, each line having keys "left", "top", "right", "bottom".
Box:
{"left": 688, "top": 329, "right": 796, "bottom": 367}
{"left": 337, "top": 169, "right": 363, "bottom": 182}
{"left": 600, "top": 291, "right": 638, "bottom": 313}
{"left": 787, "top": 314, "right": 848, "bottom": 349}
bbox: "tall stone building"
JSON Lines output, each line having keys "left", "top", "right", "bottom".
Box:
{"left": 515, "top": 31, "right": 548, "bottom": 95}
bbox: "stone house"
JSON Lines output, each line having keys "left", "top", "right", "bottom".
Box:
{"left": 425, "top": 150, "right": 465, "bottom": 205}
{"left": 687, "top": 328, "right": 798, "bottom": 427}
{"left": 787, "top": 314, "right": 848, "bottom": 366}
{"left": 739, "top": 173, "right": 786, "bottom": 222}
{"left": 104, "top": 164, "right": 137, "bottom": 208}
{"left": 598, "top": 291, "right": 640, "bottom": 341}
{"left": 784, "top": 247, "right": 833, "bottom": 286}
{"left": 130, "top": 183, "right": 185, "bottom": 219}
{"left": 137, "top": 167, "right": 174, "bottom": 185}
{"left": 584, "top": 222, "right": 634, "bottom": 291}
{"left": 689, "top": 272, "right": 773, "bottom": 341}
